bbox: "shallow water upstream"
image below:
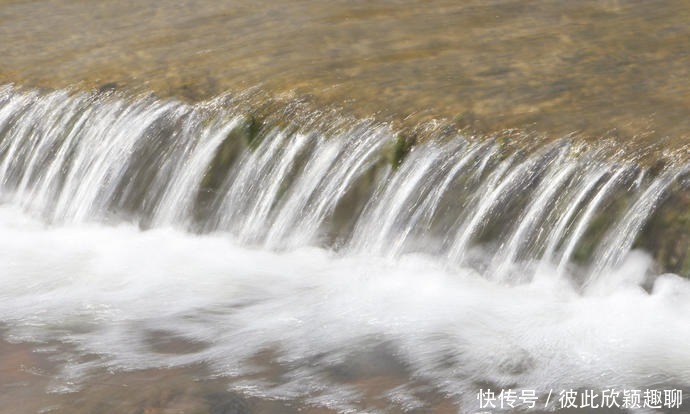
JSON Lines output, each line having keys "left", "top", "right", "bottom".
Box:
{"left": 2, "top": 0, "right": 690, "bottom": 144}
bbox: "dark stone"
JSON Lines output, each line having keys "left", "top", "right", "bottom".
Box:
{"left": 98, "top": 82, "right": 118, "bottom": 92}
{"left": 206, "top": 392, "right": 252, "bottom": 414}
{"left": 636, "top": 183, "right": 690, "bottom": 277}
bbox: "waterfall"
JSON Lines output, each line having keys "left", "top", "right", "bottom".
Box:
{"left": 0, "top": 85, "right": 687, "bottom": 284}
{"left": 1, "top": 85, "right": 689, "bottom": 411}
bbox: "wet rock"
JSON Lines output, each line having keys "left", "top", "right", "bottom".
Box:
{"left": 205, "top": 392, "right": 251, "bottom": 414}
{"left": 386, "top": 132, "right": 416, "bottom": 169}
{"left": 236, "top": 114, "right": 262, "bottom": 149}
{"left": 571, "top": 193, "right": 633, "bottom": 265}
{"left": 636, "top": 185, "right": 690, "bottom": 277}
{"left": 97, "top": 82, "right": 119, "bottom": 93}
{"left": 198, "top": 118, "right": 249, "bottom": 196}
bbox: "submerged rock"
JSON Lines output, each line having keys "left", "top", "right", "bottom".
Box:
{"left": 637, "top": 186, "right": 690, "bottom": 276}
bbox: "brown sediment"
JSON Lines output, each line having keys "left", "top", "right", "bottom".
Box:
{"left": 0, "top": 337, "right": 459, "bottom": 413}
{"left": 1, "top": 0, "right": 689, "bottom": 152}
{"left": 0, "top": 337, "right": 306, "bottom": 413}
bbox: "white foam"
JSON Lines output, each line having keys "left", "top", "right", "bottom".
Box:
{"left": 0, "top": 206, "right": 688, "bottom": 408}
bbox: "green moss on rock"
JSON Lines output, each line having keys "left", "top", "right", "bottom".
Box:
{"left": 385, "top": 132, "right": 416, "bottom": 169}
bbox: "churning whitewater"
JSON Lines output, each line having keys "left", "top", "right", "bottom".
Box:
{"left": 1, "top": 85, "right": 689, "bottom": 411}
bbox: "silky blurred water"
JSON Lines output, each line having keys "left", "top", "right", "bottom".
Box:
{"left": 0, "top": 205, "right": 689, "bottom": 413}
{"left": 2, "top": 1, "right": 690, "bottom": 413}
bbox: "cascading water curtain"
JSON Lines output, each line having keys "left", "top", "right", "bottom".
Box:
{"left": 1, "top": 85, "right": 689, "bottom": 412}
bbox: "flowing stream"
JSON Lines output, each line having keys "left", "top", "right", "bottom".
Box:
{"left": 0, "top": 85, "right": 689, "bottom": 412}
